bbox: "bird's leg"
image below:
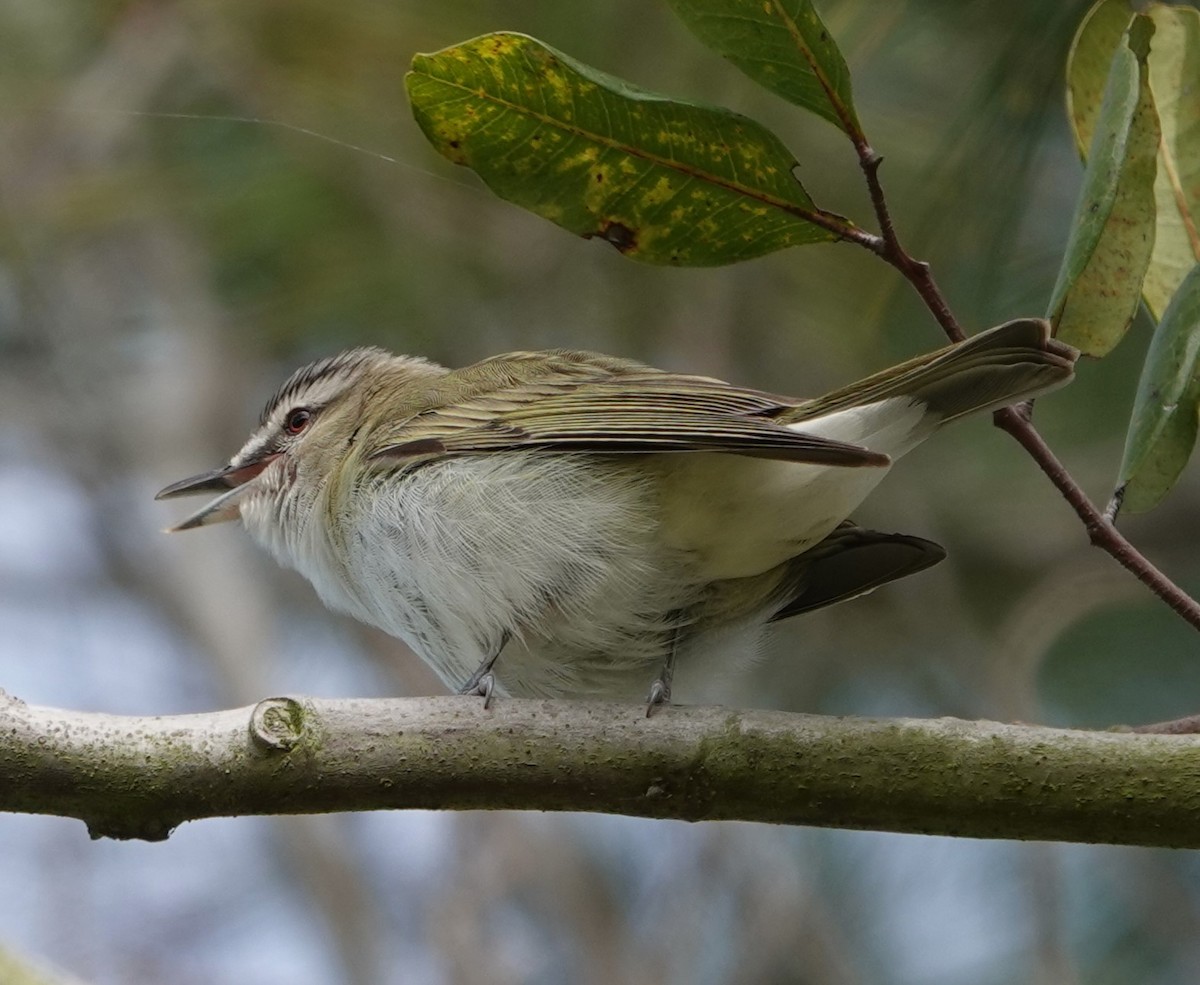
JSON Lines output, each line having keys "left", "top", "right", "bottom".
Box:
{"left": 645, "top": 623, "right": 683, "bottom": 717}
{"left": 458, "top": 632, "right": 510, "bottom": 710}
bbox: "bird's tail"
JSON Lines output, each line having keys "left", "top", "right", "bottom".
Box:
{"left": 791, "top": 318, "right": 1077, "bottom": 426}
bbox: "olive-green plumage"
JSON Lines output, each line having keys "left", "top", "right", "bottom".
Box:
{"left": 158, "top": 318, "right": 1075, "bottom": 703}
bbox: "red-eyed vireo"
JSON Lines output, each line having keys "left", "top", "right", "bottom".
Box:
{"left": 158, "top": 318, "right": 1075, "bottom": 707}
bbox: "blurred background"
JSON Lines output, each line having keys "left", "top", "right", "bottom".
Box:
{"left": 4, "top": 0, "right": 1200, "bottom": 982}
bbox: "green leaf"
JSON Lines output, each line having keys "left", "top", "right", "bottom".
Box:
{"left": 1050, "top": 15, "right": 1160, "bottom": 356}
{"left": 666, "top": 0, "right": 861, "bottom": 138}
{"left": 1144, "top": 4, "right": 1200, "bottom": 321}
{"left": 1066, "top": 0, "right": 1135, "bottom": 158}
{"left": 406, "top": 32, "right": 849, "bottom": 266}
{"left": 1116, "top": 262, "right": 1200, "bottom": 513}
{"left": 1066, "top": 1, "right": 1200, "bottom": 322}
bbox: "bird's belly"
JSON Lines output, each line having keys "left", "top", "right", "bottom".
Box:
{"left": 326, "top": 452, "right": 696, "bottom": 696}
{"left": 653, "top": 453, "right": 893, "bottom": 579}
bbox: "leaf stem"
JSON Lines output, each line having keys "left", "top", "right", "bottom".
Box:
{"left": 849, "top": 138, "right": 1200, "bottom": 632}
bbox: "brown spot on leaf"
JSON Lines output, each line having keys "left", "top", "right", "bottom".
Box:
{"left": 593, "top": 220, "right": 638, "bottom": 254}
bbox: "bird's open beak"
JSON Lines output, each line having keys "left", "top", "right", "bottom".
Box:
{"left": 155, "top": 455, "right": 279, "bottom": 531}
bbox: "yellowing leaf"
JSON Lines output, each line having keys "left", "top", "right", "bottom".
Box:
{"left": 1143, "top": 4, "right": 1200, "bottom": 320}
{"left": 1066, "top": 0, "right": 1136, "bottom": 156}
{"left": 1067, "top": 1, "right": 1200, "bottom": 322}
{"left": 1050, "top": 15, "right": 1159, "bottom": 356}
{"left": 406, "top": 33, "right": 851, "bottom": 266}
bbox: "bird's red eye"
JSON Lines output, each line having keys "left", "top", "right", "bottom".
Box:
{"left": 285, "top": 408, "right": 312, "bottom": 435}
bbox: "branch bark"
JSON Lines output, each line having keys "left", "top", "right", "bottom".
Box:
{"left": 3, "top": 690, "right": 1198, "bottom": 847}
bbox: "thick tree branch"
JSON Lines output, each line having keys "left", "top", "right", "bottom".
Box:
{"left": 3, "top": 690, "right": 1198, "bottom": 847}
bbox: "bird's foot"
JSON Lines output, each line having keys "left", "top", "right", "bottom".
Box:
{"left": 457, "top": 634, "right": 508, "bottom": 710}
{"left": 458, "top": 670, "right": 496, "bottom": 710}
{"left": 645, "top": 677, "right": 671, "bottom": 718}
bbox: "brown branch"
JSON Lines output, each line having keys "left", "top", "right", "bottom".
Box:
{"left": 4, "top": 692, "right": 1200, "bottom": 847}
{"left": 846, "top": 137, "right": 1200, "bottom": 632}
{"left": 993, "top": 405, "right": 1200, "bottom": 631}
{"left": 1133, "top": 714, "right": 1200, "bottom": 735}
{"left": 857, "top": 148, "right": 965, "bottom": 343}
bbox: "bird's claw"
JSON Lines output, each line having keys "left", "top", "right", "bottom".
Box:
{"left": 458, "top": 671, "right": 496, "bottom": 710}
{"left": 645, "top": 678, "right": 670, "bottom": 718}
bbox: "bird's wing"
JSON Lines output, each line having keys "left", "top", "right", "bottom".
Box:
{"left": 768, "top": 522, "right": 946, "bottom": 622}
{"left": 366, "top": 350, "right": 889, "bottom": 468}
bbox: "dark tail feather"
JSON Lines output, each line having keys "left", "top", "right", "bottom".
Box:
{"left": 769, "top": 522, "right": 946, "bottom": 623}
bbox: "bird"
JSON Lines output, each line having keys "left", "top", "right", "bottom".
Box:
{"left": 158, "top": 317, "right": 1076, "bottom": 707}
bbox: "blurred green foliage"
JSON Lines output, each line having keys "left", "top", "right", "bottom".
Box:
{"left": 6, "top": 2, "right": 1200, "bottom": 983}
{"left": 7, "top": 0, "right": 1200, "bottom": 723}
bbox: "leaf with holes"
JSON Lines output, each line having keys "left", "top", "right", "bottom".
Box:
{"left": 666, "top": 0, "right": 861, "bottom": 138}
{"left": 1116, "top": 262, "right": 1200, "bottom": 514}
{"left": 1050, "top": 15, "right": 1160, "bottom": 356}
{"left": 1067, "top": 1, "right": 1200, "bottom": 322}
{"left": 406, "top": 33, "right": 853, "bottom": 266}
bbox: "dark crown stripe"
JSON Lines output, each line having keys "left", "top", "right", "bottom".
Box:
{"left": 260, "top": 347, "right": 389, "bottom": 424}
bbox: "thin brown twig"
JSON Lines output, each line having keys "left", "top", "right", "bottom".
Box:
{"left": 848, "top": 141, "right": 1200, "bottom": 633}
{"left": 856, "top": 149, "right": 966, "bottom": 343}
{"left": 993, "top": 405, "right": 1200, "bottom": 631}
